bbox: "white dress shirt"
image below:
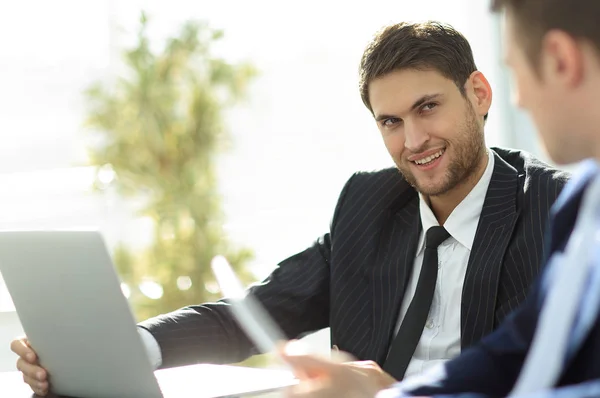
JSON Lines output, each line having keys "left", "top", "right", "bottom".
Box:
{"left": 138, "top": 151, "right": 495, "bottom": 372}
{"left": 138, "top": 327, "right": 162, "bottom": 369}
{"left": 392, "top": 150, "right": 495, "bottom": 378}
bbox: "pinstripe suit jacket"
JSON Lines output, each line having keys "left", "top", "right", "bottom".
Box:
{"left": 139, "top": 147, "right": 569, "bottom": 369}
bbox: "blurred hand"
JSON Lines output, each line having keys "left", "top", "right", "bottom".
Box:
{"left": 10, "top": 337, "right": 49, "bottom": 396}
{"left": 330, "top": 345, "right": 395, "bottom": 388}
{"left": 343, "top": 360, "right": 397, "bottom": 390}
{"left": 281, "top": 342, "right": 384, "bottom": 398}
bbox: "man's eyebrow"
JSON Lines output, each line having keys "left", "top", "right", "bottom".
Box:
{"left": 374, "top": 93, "right": 443, "bottom": 122}
{"left": 375, "top": 113, "right": 397, "bottom": 122}
{"left": 410, "top": 93, "right": 442, "bottom": 110}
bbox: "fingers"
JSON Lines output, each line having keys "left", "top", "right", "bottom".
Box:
{"left": 282, "top": 363, "right": 355, "bottom": 398}
{"left": 285, "top": 380, "right": 332, "bottom": 398}
{"left": 11, "top": 338, "right": 50, "bottom": 396}
{"left": 10, "top": 338, "right": 37, "bottom": 363}
{"left": 347, "top": 360, "right": 375, "bottom": 367}
{"left": 330, "top": 350, "right": 356, "bottom": 364}
{"left": 345, "top": 360, "right": 381, "bottom": 370}
{"left": 343, "top": 361, "right": 397, "bottom": 389}
{"left": 16, "top": 357, "right": 47, "bottom": 381}
{"left": 284, "top": 351, "right": 341, "bottom": 380}
{"left": 340, "top": 361, "right": 380, "bottom": 380}
{"left": 284, "top": 352, "right": 340, "bottom": 374}
{"left": 23, "top": 374, "right": 49, "bottom": 397}
{"left": 281, "top": 341, "right": 362, "bottom": 378}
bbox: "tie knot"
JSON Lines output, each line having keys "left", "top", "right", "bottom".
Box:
{"left": 425, "top": 226, "right": 450, "bottom": 248}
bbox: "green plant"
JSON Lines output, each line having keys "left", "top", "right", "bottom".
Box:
{"left": 83, "top": 12, "right": 256, "bottom": 323}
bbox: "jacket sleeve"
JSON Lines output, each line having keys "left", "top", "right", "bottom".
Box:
{"left": 138, "top": 174, "right": 356, "bottom": 368}
{"left": 379, "top": 379, "right": 600, "bottom": 398}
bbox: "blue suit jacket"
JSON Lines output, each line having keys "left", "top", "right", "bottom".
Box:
{"left": 393, "top": 160, "right": 600, "bottom": 398}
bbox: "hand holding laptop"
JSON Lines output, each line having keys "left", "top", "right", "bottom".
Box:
{"left": 11, "top": 337, "right": 49, "bottom": 397}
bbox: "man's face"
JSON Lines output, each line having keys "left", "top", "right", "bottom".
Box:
{"left": 368, "top": 69, "right": 487, "bottom": 196}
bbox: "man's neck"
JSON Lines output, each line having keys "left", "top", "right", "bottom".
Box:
{"left": 582, "top": 69, "right": 600, "bottom": 161}
{"left": 428, "top": 151, "right": 489, "bottom": 225}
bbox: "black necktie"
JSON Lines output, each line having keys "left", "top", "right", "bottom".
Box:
{"left": 383, "top": 226, "right": 451, "bottom": 380}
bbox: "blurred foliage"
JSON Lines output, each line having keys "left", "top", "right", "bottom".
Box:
{"left": 83, "top": 12, "right": 258, "bottom": 338}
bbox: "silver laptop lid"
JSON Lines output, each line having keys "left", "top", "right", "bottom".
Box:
{"left": 0, "top": 230, "right": 163, "bottom": 398}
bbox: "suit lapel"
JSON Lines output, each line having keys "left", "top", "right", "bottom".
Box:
{"left": 367, "top": 192, "right": 420, "bottom": 364}
{"left": 460, "top": 150, "right": 521, "bottom": 348}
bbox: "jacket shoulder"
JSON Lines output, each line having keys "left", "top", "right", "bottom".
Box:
{"left": 344, "top": 168, "right": 413, "bottom": 199}
{"left": 493, "top": 147, "right": 571, "bottom": 193}
{"left": 332, "top": 167, "right": 414, "bottom": 217}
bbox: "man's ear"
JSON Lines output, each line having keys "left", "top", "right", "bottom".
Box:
{"left": 541, "top": 30, "right": 585, "bottom": 88}
{"left": 466, "top": 71, "right": 493, "bottom": 118}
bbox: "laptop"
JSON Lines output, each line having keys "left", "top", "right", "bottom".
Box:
{"left": 0, "top": 230, "right": 296, "bottom": 398}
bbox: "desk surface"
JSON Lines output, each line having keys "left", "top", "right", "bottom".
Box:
{"left": 1, "top": 364, "right": 296, "bottom": 398}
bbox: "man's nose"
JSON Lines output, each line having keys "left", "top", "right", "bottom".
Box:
{"left": 404, "top": 122, "right": 430, "bottom": 153}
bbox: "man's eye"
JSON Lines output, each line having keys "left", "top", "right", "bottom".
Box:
{"left": 383, "top": 118, "right": 401, "bottom": 127}
{"left": 422, "top": 103, "right": 437, "bottom": 111}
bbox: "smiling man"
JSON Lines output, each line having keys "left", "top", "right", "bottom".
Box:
{"left": 12, "top": 21, "right": 569, "bottom": 397}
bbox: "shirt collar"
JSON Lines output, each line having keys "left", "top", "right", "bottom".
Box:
{"left": 552, "top": 159, "right": 599, "bottom": 217}
{"left": 548, "top": 159, "right": 599, "bottom": 253}
{"left": 416, "top": 150, "right": 495, "bottom": 255}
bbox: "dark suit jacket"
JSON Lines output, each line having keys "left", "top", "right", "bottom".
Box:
{"left": 400, "top": 160, "right": 600, "bottom": 398}
{"left": 139, "top": 147, "right": 569, "bottom": 369}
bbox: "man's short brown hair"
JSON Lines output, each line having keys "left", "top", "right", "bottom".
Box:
{"left": 359, "top": 21, "right": 478, "bottom": 114}
{"left": 491, "top": 0, "right": 600, "bottom": 68}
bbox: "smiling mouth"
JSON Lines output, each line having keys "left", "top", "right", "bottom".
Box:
{"left": 412, "top": 149, "right": 445, "bottom": 166}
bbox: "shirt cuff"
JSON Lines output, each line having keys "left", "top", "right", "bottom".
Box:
{"left": 137, "top": 326, "right": 162, "bottom": 370}
{"left": 376, "top": 386, "right": 409, "bottom": 398}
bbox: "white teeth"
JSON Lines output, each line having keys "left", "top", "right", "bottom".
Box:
{"left": 414, "top": 150, "right": 444, "bottom": 165}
